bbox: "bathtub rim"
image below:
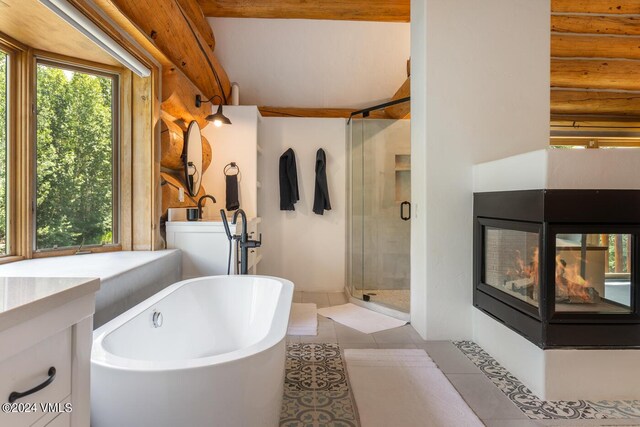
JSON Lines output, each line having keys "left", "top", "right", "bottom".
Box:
{"left": 91, "top": 275, "right": 293, "bottom": 372}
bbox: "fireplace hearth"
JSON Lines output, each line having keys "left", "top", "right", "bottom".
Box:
{"left": 474, "top": 190, "right": 640, "bottom": 348}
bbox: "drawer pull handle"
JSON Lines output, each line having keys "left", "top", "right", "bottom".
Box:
{"left": 8, "top": 367, "right": 56, "bottom": 403}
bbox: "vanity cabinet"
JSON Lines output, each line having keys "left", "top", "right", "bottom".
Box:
{"left": 166, "top": 217, "right": 262, "bottom": 278}
{"left": 0, "top": 277, "right": 100, "bottom": 427}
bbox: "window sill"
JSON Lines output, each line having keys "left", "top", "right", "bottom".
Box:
{"left": 32, "top": 245, "right": 122, "bottom": 259}
{"left": 0, "top": 256, "right": 26, "bottom": 265}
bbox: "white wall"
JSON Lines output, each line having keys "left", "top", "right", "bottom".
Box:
{"left": 547, "top": 148, "right": 640, "bottom": 189}
{"left": 209, "top": 18, "right": 410, "bottom": 108}
{"left": 473, "top": 150, "right": 548, "bottom": 192}
{"left": 258, "top": 117, "right": 346, "bottom": 292}
{"left": 411, "top": 0, "right": 550, "bottom": 340}
{"left": 472, "top": 148, "right": 640, "bottom": 192}
{"left": 475, "top": 308, "right": 640, "bottom": 400}
{"left": 473, "top": 309, "right": 546, "bottom": 397}
{"left": 200, "top": 106, "right": 259, "bottom": 219}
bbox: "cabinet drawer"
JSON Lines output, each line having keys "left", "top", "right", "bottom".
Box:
{"left": 0, "top": 329, "right": 72, "bottom": 427}
{"left": 44, "top": 411, "right": 70, "bottom": 427}
{"left": 31, "top": 396, "right": 71, "bottom": 427}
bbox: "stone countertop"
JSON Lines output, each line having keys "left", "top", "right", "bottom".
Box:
{"left": 0, "top": 250, "right": 179, "bottom": 281}
{"left": 0, "top": 277, "right": 100, "bottom": 332}
{"left": 166, "top": 216, "right": 261, "bottom": 227}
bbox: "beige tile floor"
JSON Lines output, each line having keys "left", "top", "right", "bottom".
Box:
{"left": 289, "top": 292, "right": 640, "bottom": 427}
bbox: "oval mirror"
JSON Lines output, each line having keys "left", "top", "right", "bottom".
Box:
{"left": 183, "top": 121, "right": 203, "bottom": 197}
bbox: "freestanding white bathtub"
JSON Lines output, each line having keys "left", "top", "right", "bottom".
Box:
{"left": 90, "top": 275, "right": 293, "bottom": 427}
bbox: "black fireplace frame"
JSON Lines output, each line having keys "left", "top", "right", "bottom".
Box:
{"left": 473, "top": 190, "right": 640, "bottom": 349}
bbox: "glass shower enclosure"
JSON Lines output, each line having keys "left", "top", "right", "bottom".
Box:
{"left": 347, "top": 100, "right": 411, "bottom": 313}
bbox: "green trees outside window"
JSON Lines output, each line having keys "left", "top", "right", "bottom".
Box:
{"left": 36, "top": 62, "right": 117, "bottom": 250}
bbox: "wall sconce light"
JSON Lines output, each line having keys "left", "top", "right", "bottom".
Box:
{"left": 195, "top": 94, "right": 232, "bottom": 127}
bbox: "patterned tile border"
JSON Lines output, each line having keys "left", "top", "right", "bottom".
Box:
{"left": 453, "top": 340, "right": 640, "bottom": 420}
{"left": 281, "top": 343, "right": 359, "bottom": 427}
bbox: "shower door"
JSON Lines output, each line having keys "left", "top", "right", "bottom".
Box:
{"left": 348, "top": 116, "right": 411, "bottom": 313}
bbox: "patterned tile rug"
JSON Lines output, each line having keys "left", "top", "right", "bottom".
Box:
{"left": 454, "top": 341, "right": 640, "bottom": 421}
{"left": 281, "top": 343, "right": 360, "bottom": 427}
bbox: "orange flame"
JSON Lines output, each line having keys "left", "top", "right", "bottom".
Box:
{"left": 555, "top": 255, "right": 593, "bottom": 302}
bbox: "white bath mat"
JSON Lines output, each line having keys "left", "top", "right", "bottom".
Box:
{"left": 344, "top": 349, "right": 483, "bottom": 427}
{"left": 288, "top": 303, "right": 318, "bottom": 335}
{"left": 317, "top": 303, "right": 406, "bottom": 334}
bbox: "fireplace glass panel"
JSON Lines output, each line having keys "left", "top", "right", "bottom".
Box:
{"left": 483, "top": 227, "right": 539, "bottom": 307}
{"left": 555, "top": 234, "right": 632, "bottom": 313}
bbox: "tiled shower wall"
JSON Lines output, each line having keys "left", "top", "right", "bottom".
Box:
{"left": 350, "top": 119, "right": 411, "bottom": 292}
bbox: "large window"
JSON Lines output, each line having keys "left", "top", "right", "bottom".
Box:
{"left": 0, "top": 50, "right": 7, "bottom": 255}
{"left": 35, "top": 61, "right": 118, "bottom": 251}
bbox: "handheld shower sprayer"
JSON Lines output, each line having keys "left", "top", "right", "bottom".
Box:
{"left": 220, "top": 209, "right": 234, "bottom": 274}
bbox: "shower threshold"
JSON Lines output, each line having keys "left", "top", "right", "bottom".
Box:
{"left": 345, "top": 287, "right": 410, "bottom": 321}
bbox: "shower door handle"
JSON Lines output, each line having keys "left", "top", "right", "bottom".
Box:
{"left": 400, "top": 201, "right": 411, "bottom": 221}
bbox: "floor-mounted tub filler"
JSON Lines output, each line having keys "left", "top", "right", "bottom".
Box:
{"left": 90, "top": 275, "right": 293, "bottom": 427}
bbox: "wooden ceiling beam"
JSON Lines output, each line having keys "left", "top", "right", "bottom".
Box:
{"left": 92, "top": 0, "right": 173, "bottom": 69}
{"left": 552, "top": 34, "right": 640, "bottom": 60}
{"left": 551, "top": 58, "right": 640, "bottom": 91}
{"left": 176, "top": 0, "right": 216, "bottom": 51}
{"left": 197, "top": 0, "right": 410, "bottom": 22}
{"left": 110, "top": 0, "right": 230, "bottom": 101}
{"left": 552, "top": 15, "right": 640, "bottom": 36}
{"left": 551, "top": 90, "right": 640, "bottom": 116}
{"left": 385, "top": 78, "right": 410, "bottom": 119}
{"left": 551, "top": 0, "right": 640, "bottom": 14}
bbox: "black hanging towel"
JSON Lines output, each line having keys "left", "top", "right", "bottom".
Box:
{"left": 279, "top": 148, "right": 300, "bottom": 211}
{"left": 224, "top": 162, "right": 240, "bottom": 211}
{"left": 313, "top": 148, "right": 331, "bottom": 215}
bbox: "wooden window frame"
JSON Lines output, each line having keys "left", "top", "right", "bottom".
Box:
{"left": 0, "top": 34, "right": 25, "bottom": 264}
{"left": 31, "top": 52, "right": 123, "bottom": 256}
{"left": 0, "top": 9, "right": 162, "bottom": 264}
{"left": 0, "top": 32, "right": 133, "bottom": 262}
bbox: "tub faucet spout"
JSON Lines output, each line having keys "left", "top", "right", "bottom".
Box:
{"left": 232, "top": 209, "right": 247, "bottom": 238}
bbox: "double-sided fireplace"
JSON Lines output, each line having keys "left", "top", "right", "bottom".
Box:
{"left": 474, "top": 190, "right": 640, "bottom": 348}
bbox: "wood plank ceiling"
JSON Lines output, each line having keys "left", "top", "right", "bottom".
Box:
{"left": 197, "top": 0, "right": 410, "bottom": 22}
{"left": 0, "top": 0, "right": 120, "bottom": 66}
{"left": 551, "top": 0, "right": 640, "bottom": 118}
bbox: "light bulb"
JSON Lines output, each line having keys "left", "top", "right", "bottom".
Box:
{"left": 214, "top": 120, "right": 222, "bottom": 127}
